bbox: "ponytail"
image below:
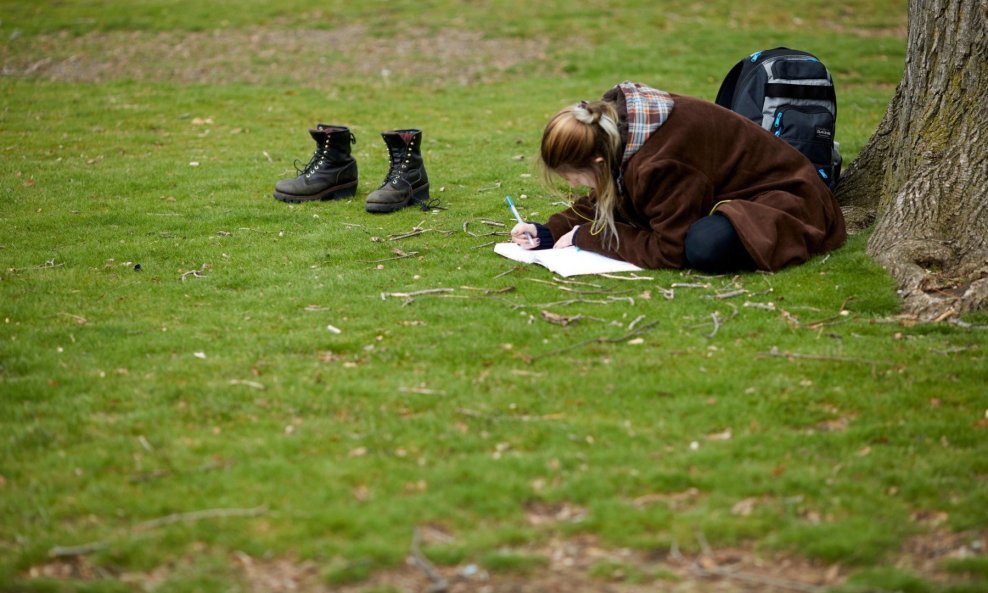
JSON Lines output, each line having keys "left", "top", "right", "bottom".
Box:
{"left": 539, "top": 100, "right": 623, "bottom": 247}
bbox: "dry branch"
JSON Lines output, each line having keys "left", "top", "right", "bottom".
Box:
{"left": 463, "top": 219, "right": 508, "bottom": 238}
{"left": 517, "top": 295, "right": 635, "bottom": 309}
{"left": 49, "top": 542, "right": 108, "bottom": 558}
{"left": 380, "top": 288, "right": 455, "bottom": 301}
{"left": 598, "top": 272, "right": 653, "bottom": 281}
{"left": 133, "top": 506, "right": 268, "bottom": 532}
{"left": 180, "top": 263, "right": 208, "bottom": 281}
{"left": 410, "top": 527, "right": 449, "bottom": 593}
{"left": 49, "top": 506, "right": 267, "bottom": 558}
{"left": 460, "top": 285, "right": 516, "bottom": 295}
{"left": 528, "top": 320, "right": 659, "bottom": 362}
{"left": 494, "top": 265, "right": 525, "bottom": 279}
{"left": 364, "top": 249, "right": 420, "bottom": 263}
{"left": 712, "top": 289, "right": 748, "bottom": 300}
{"left": 758, "top": 347, "right": 884, "bottom": 365}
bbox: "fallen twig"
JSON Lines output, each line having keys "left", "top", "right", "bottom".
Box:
{"left": 388, "top": 228, "right": 430, "bottom": 241}
{"left": 457, "top": 408, "right": 563, "bottom": 422}
{"left": 598, "top": 272, "right": 653, "bottom": 281}
{"left": 666, "top": 532, "right": 825, "bottom": 593}
{"left": 460, "top": 285, "right": 516, "bottom": 295}
{"left": 540, "top": 310, "right": 609, "bottom": 326}
{"left": 59, "top": 312, "right": 89, "bottom": 325}
{"left": 180, "top": 263, "right": 208, "bottom": 282}
{"left": 711, "top": 289, "right": 748, "bottom": 300}
{"left": 743, "top": 301, "right": 777, "bottom": 311}
{"left": 9, "top": 259, "right": 64, "bottom": 273}
{"left": 49, "top": 506, "right": 267, "bottom": 557}
{"left": 672, "top": 282, "right": 711, "bottom": 289}
{"left": 530, "top": 278, "right": 633, "bottom": 296}
{"left": 518, "top": 295, "right": 635, "bottom": 309}
{"left": 380, "top": 288, "right": 455, "bottom": 302}
{"left": 692, "top": 562, "right": 824, "bottom": 593}
{"left": 364, "top": 250, "right": 420, "bottom": 263}
{"left": 49, "top": 542, "right": 108, "bottom": 558}
{"left": 758, "top": 347, "right": 883, "bottom": 365}
{"left": 399, "top": 386, "right": 446, "bottom": 396}
{"left": 410, "top": 528, "right": 449, "bottom": 593}
{"left": 494, "top": 265, "right": 525, "bottom": 279}
{"left": 476, "top": 180, "right": 503, "bottom": 193}
{"left": 697, "top": 303, "right": 738, "bottom": 338}
{"left": 655, "top": 286, "right": 676, "bottom": 300}
{"left": 552, "top": 277, "right": 602, "bottom": 288}
{"left": 528, "top": 320, "right": 659, "bottom": 362}
{"left": 133, "top": 506, "right": 268, "bottom": 532}
{"left": 463, "top": 219, "right": 508, "bottom": 238}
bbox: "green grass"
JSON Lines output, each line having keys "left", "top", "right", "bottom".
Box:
{"left": 2, "top": 1, "right": 987, "bottom": 592}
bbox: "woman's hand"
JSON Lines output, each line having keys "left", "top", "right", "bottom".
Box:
{"left": 553, "top": 225, "right": 580, "bottom": 249}
{"left": 510, "top": 222, "right": 540, "bottom": 249}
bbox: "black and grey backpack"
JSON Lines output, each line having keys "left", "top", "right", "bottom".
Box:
{"left": 715, "top": 47, "right": 841, "bottom": 190}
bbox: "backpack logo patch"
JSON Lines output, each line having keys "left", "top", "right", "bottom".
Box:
{"left": 815, "top": 127, "right": 833, "bottom": 139}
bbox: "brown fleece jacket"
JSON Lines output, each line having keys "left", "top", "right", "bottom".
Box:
{"left": 544, "top": 93, "right": 847, "bottom": 271}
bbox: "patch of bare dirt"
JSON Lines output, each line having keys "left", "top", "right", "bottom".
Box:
{"left": 25, "top": 529, "right": 986, "bottom": 593}
{"left": 0, "top": 25, "right": 551, "bottom": 87}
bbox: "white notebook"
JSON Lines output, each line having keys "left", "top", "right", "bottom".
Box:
{"left": 494, "top": 242, "right": 643, "bottom": 277}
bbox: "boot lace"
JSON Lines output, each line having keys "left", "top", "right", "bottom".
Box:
{"left": 381, "top": 148, "right": 406, "bottom": 186}
{"left": 293, "top": 132, "right": 354, "bottom": 177}
{"left": 294, "top": 146, "right": 328, "bottom": 177}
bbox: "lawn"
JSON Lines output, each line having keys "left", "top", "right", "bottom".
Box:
{"left": 1, "top": 1, "right": 986, "bottom": 592}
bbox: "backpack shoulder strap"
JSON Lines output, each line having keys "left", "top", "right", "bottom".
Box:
{"left": 715, "top": 59, "right": 745, "bottom": 109}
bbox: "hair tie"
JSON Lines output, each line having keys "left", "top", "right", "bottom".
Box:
{"left": 572, "top": 101, "right": 596, "bottom": 125}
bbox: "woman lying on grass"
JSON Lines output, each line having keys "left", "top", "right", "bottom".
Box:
{"left": 510, "top": 82, "right": 847, "bottom": 273}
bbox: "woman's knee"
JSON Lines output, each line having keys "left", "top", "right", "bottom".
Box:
{"left": 684, "top": 214, "right": 755, "bottom": 272}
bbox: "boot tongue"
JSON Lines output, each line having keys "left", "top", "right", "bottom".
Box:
{"left": 398, "top": 131, "right": 415, "bottom": 145}
{"left": 309, "top": 128, "right": 330, "bottom": 143}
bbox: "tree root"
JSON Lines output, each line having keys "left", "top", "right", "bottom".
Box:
{"left": 871, "top": 241, "right": 988, "bottom": 321}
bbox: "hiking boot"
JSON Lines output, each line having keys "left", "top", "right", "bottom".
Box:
{"left": 365, "top": 129, "right": 430, "bottom": 213}
{"left": 273, "top": 124, "right": 358, "bottom": 203}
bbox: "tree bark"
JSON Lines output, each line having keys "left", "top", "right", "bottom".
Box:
{"left": 835, "top": 0, "right": 988, "bottom": 320}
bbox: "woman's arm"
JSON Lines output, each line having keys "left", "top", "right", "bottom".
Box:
{"left": 570, "top": 159, "right": 714, "bottom": 268}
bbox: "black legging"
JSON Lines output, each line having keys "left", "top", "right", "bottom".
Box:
{"left": 684, "top": 213, "right": 757, "bottom": 273}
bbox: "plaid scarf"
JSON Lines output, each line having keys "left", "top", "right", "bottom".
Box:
{"left": 619, "top": 81, "right": 674, "bottom": 164}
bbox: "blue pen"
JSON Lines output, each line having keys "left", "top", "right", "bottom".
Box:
{"left": 505, "top": 195, "right": 536, "bottom": 247}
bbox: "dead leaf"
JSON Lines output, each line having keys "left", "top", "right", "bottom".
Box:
{"left": 404, "top": 480, "right": 428, "bottom": 493}
{"left": 632, "top": 487, "right": 701, "bottom": 509}
{"left": 706, "top": 428, "right": 732, "bottom": 441}
{"left": 525, "top": 502, "right": 587, "bottom": 526}
{"left": 910, "top": 509, "right": 949, "bottom": 526}
{"left": 816, "top": 414, "right": 855, "bottom": 432}
{"left": 731, "top": 497, "right": 759, "bottom": 516}
{"left": 541, "top": 310, "right": 580, "bottom": 326}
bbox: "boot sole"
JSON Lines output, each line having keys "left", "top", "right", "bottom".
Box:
{"left": 365, "top": 183, "right": 430, "bottom": 213}
{"left": 273, "top": 180, "right": 358, "bottom": 203}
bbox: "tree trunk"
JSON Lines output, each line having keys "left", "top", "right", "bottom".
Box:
{"left": 835, "top": 0, "right": 988, "bottom": 321}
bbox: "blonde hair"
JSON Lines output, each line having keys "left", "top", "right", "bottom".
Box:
{"left": 539, "top": 100, "right": 622, "bottom": 246}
